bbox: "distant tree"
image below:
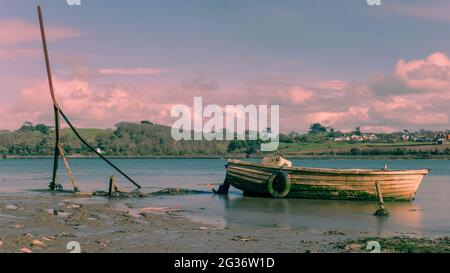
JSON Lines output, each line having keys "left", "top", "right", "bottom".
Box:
{"left": 35, "top": 124, "right": 51, "bottom": 134}
{"left": 308, "top": 123, "right": 327, "bottom": 134}
{"left": 140, "top": 120, "right": 154, "bottom": 125}
{"left": 18, "top": 121, "right": 34, "bottom": 132}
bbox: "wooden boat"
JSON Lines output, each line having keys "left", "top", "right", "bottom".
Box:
{"left": 216, "top": 158, "right": 429, "bottom": 201}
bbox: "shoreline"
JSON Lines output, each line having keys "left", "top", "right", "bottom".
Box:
{"left": 2, "top": 155, "right": 450, "bottom": 160}
{"left": 0, "top": 192, "right": 448, "bottom": 253}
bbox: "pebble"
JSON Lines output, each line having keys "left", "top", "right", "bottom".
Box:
{"left": 345, "top": 243, "right": 363, "bottom": 251}
{"left": 198, "top": 226, "right": 208, "bottom": 231}
{"left": 31, "top": 239, "right": 45, "bottom": 247}
{"left": 140, "top": 207, "right": 173, "bottom": 213}
{"left": 44, "top": 209, "right": 54, "bottom": 214}
{"left": 67, "top": 204, "right": 81, "bottom": 209}
{"left": 20, "top": 248, "right": 32, "bottom": 253}
{"left": 232, "top": 235, "right": 255, "bottom": 242}
{"left": 46, "top": 209, "right": 70, "bottom": 218}
{"left": 323, "top": 230, "right": 346, "bottom": 236}
{"left": 57, "top": 212, "right": 71, "bottom": 218}
{"left": 6, "top": 204, "right": 18, "bottom": 210}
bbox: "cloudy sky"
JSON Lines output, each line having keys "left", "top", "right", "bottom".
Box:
{"left": 1, "top": 0, "right": 450, "bottom": 133}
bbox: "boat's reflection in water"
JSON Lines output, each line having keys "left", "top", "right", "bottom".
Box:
{"left": 216, "top": 194, "right": 423, "bottom": 236}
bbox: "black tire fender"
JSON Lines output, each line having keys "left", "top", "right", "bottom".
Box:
{"left": 266, "top": 170, "right": 291, "bottom": 198}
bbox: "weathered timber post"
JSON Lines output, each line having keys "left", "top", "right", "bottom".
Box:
{"left": 37, "top": 6, "right": 62, "bottom": 191}
{"left": 58, "top": 144, "right": 79, "bottom": 192}
{"left": 108, "top": 176, "right": 116, "bottom": 197}
{"left": 374, "top": 181, "right": 389, "bottom": 216}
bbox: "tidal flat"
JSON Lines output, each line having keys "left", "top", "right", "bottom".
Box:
{"left": 0, "top": 193, "right": 448, "bottom": 253}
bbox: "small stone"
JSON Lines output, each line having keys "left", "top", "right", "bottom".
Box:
{"left": 31, "top": 239, "right": 45, "bottom": 247}
{"left": 232, "top": 235, "right": 255, "bottom": 242}
{"left": 57, "top": 212, "right": 71, "bottom": 218}
{"left": 20, "top": 248, "right": 32, "bottom": 253}
{"left": 198, "top": 226, "right": 208, "bottom": 230}
{"left": 56, "top": 232, "right": 75, "bottom": 238}
{"left": 6, "top": 204, "right": 18, "bottom": 210}
{"left": 323, "top": 230, "right": 346, "bottom": 236}
{"left": 67, "top": 204, "right": 81, "bottom": 209}
{"left": 345, "top": 243, "right": 363, "bottom": 252}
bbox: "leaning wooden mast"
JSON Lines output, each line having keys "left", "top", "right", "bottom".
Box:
{"left": 36, "top": 5, "right": 141, "bottom": 191}
{"left": 37, "top": 5, "right": 63, "bottom": 191}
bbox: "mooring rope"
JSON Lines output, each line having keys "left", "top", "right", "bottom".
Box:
{"left": 59, "top": 109, "right": 142, "bottom": 189}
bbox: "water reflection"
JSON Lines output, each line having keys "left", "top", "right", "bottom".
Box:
{"left": 218, "top": 195, "right": 423, "bottom": 236}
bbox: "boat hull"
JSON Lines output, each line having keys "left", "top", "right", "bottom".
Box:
{"left": 226, "top": 160, "right": 429, "bottom": 201}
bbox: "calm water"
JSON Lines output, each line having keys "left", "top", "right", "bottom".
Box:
{"left": 0, "top": 158, "right": 449, "bottom": 237}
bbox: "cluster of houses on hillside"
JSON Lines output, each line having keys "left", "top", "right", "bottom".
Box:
{"left": 332, "top": 128, "right": 450, "bottom": 144}
{"left": 333, "top": 134, "right": 378, "bottom": 142}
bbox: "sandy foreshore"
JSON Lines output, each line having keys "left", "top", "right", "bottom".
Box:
{"left": 0, "top": 193, "right": 448, "bottom": 253}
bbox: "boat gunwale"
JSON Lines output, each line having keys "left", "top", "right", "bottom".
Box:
{"left": 227, "top": 159, "right": 430, "bottom": 176}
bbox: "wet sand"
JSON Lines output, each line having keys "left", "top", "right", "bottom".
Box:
{"left": 0, "top": 193, "right": 448, "bottom": 253}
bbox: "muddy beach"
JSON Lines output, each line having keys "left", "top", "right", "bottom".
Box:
{"left": 0, "top": 192, "right": 448, "bottom": 253}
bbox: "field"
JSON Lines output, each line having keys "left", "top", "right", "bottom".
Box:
{"left": 277, "top": 141, "right": 450, "bottom": 158}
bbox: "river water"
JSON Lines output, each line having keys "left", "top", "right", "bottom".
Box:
{"left": 0, "top": 158, "right": 449, "bottom": 237}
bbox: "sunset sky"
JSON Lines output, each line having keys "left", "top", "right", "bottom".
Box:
{"left": 1, "top": 0, "right": 450, "bottom": 133}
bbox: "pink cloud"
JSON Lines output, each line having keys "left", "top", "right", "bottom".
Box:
{"left": 317, "top": 80, "right": 350, "bottom": 91}
{"left": 2, "top": 52, "right": 450, "bottom": 133}
{"left": 0, "top": 78, "right": 175, "bottom": 130}
{"left": 287, "top": 86, "right": 314, "bottom": 105}
{"left": 0, "top": 19, "right": 81, "bottom": 63}
{"left": 395, "top": 52, "right": 450, "bottom": 92}
{"left": 0, "top": 19, "right": 81, "bottom": 46}
{"left": 0, "top": 48, "right": 40, "bottom": 61}
{"left": 304, "top": 107, "right": 369, "bottom": 129}
{"left": 97, "top": 67, "right": 169, "bottom": 76}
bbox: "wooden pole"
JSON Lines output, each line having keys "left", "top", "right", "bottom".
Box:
{"left": 108, "top": 176, "right": 116, "bottom": 197}
{"left": 374, "top": 181, "right": 389, "bottom": 216}
{"left": 58, "top": 144, "right": 79, "bottom": 192}
{"left": 37, "top": 6, "right": 61, "bottom": 191}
